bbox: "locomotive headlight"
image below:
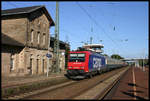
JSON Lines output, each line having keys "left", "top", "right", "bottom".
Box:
{"left": 80, "top": 67, "right": 84, "bottom": 69}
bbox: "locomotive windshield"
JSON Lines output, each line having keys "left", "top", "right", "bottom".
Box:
{"left": 69, "top": 53, "right": 85, "bottom": 62}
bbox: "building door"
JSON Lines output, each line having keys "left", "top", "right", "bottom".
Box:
{"left": 10, "top": 58, "right": 14, "bottom": 72}
{"left": 29, "top": 58, "right": 32, "bottom": 75}
{"left": 42, "top": 59, "right": 44, "bottom": 74}
{"left": 36, "top": 59, "right": 39, "bottom": 74}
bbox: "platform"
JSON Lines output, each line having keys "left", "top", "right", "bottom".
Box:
{"left": 111, "top": 66, "right": 149, "bottom": 100}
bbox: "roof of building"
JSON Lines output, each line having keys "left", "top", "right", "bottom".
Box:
{"left": 2, "top": 33, "right": 24, "bottom": 47}
{"left": 1, "top": 5, "right": 55, "bottom": 26}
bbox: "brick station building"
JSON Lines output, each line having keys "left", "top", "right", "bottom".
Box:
{"left": 1, "top": 5, "right": 68, "bottom": 77}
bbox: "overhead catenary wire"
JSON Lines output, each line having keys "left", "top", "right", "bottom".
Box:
{"left": 76, "top": 2, "right": 117, "bottom": 44}
{"left": 5, "top": 2, "right": 126, "bottom": 55}
{"left": 60, "top": 28, "right": 85, "bottom": 44}
{"left": 76, "top": 2, "right": 124, "bottom": 54}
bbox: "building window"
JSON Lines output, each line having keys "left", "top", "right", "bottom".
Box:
{"left": 43, "top": 33, "right": 46, "bottom": 45}
{"left": 29, "top": 58, "right": 33, "bottom": 75}
{"left": 10, "top": 55, "right": 14, "bottom": 71}
{"left": 38, "top": 20, "right": 41, "bottom": 29}
{"left": 31, "top": 29, "right": 34, "bottom": 43}
{"left": 37, "top": 32, "right": 40, "bottom": 44}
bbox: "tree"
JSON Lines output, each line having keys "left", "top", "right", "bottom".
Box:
{"left": 65, "top": 45, "right": 70, "bottom": 69}
{"left": 111, "top": 54, "right": 124, "bottom": 60}
{"left": 103, "top": 54, "right": 108, "bottom": 57}
{"left": 138, "top": 59, "right": 149, "bottom": 66}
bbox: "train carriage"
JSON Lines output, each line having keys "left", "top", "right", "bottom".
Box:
{"left": 105, "top": 56, "right": 125, "bottom": 70}
{"left": 66, "top": 50, "right": 127, "bottom": 79}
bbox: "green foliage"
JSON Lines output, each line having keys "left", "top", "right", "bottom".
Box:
{"left": 2, "top": 78, "right": 68, "bottom": 98}
{"left": 4, "top": 88, "right": 15, "bottom": 96}
{"left": 65, "top": 45, "right": 70, "bottom": 69}
{"left": 111, "top": 54, "right": 124, "bottom": 59}
{"left": 138, "top": 59, "right": 149, "bottom": 66}
{"left": 2, "top": 88, "right": 17, "bottom": 97}
{"left": 103, "top": 54, "right": 108, "bottom": 57}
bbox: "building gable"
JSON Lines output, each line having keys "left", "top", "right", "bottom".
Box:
{"left": 2, "top": 5, "right": 55, "bottom": 27}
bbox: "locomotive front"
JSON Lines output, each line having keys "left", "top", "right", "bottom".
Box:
{"left": 67, "top": 51, "right": 89, "bottom": 79}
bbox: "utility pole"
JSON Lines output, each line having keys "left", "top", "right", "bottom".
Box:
{"left": 47, "top": 33, "right": 50, "bottom": 77}
{"left": 143, "top": 58, "right": 145, "bottom": 71}
{"left": 53, "top": 1, "right": 60, "bottom": 73}
{"left": 90, "top": 27, "right": 93, "bottom": 44}
{"left": 142, "top": 48, "right": 145, "bottom": 71}
{"left": 90, "top": 37, "right": 93, "bottom": 44}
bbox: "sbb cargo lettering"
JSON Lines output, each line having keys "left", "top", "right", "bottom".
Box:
{"left": 93, "top": 58, "right": 101, "bottom": 68}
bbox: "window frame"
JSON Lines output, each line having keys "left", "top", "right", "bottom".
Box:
{"left": 31, "top": 29, "right": 34, "bottom": 43}
{"left": 37, "top": 31, "right": 40, "bottom": 44}
{"left": 69, "top": 53, "right": 86, "bottom": 62}
{"left": 43, "top": 33, "right": 46, "bottom": 45}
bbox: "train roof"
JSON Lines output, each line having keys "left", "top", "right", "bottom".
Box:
{"left": 83, "top": 44, "right": 104, "bottom": 48}
{"left": 69, "top": 51, "right": 90, "bottom": 53}
{"left": 69, "top": 50, "right": 104, "bottom": 56}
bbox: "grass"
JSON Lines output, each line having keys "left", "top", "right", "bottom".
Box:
{"left": 2, "top": 77, "right": 69, "bottom": 98}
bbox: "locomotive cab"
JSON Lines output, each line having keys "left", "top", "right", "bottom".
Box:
{"left": 67, "top": 51, "right": 89, "bottom": 79}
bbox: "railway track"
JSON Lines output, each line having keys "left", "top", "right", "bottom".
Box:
{"left": 73, "top": 67, "right": 129, "bottom": 99}
{"left": 68, "top": 68, "right": 128, "bottom": 99}
{"left": 96, "top": 67, "right": 129, "bottom": 100}
{"left": 4, "top": 67, "right": 129, "bottom": 100}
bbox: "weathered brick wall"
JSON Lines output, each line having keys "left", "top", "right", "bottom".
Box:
{"left": 1, "top": 9, "right": 53, "bottom": 77}
{"left": 27, "top": 10, "right": 50, "bottom": 50}
{"left": 1, "top": 46, "right": 52, "bottom": 77}
{"left": 23, "top": 47, "right": 52, "bottom": 75}
{"left": 2, "top": 17, "right": 27, "bottom": 46}
{"left": 1, "top": 45, "right": 24, "bottom": 77}
{"left": 1, "top": 53, "right": 11, "bottom": 76}
{"left": 59, "top": 50, "right": 66, "bottom": 71}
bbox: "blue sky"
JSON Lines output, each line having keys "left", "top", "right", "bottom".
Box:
{"left": 1, "top": 1, "right": 149, "bottom": 59}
